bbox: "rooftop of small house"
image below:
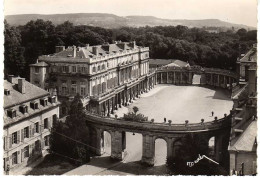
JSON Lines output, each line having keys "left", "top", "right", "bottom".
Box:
{"left": 4, "top": 76, "right": 49, "bottom": 109}
{"left": 240, "top": 46, "right": 257, "bottom": 63}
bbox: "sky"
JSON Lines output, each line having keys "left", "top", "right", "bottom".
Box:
{"left": 4, "top": 0, "right": 258, "bottom": 27}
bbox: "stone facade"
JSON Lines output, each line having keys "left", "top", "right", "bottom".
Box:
{"left": 3, "top": 76, "right": 60, "bottom": 174}
{"left": 29, "top": 41, "right": 151, "bottom": 117}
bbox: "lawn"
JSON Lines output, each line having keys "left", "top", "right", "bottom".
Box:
{"left": 25, "top": 154, "right": 79, "bottom": 175}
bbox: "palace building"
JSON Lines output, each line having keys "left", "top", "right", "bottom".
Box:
{"left": 3, "top": 76, "right": 60, "bottom": 173}
{"left": 30, "top": 41, "right": 153, "bottom": 117}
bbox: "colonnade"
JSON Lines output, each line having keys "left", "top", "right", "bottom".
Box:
{"left": 95, "top": 75, "right": 156, "bottom": 116}
{"left": 156, "top": 71, "right": 237, "bottom": 90}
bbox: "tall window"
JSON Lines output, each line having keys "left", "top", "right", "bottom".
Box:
{"left": 12, "top": 152, "right": 18, "bottom": 165}
{"left": 80, "top": 87, "right": 86, "bottom": 96}
{"left": 92, "top": 66, "right": 96, "bottom": 73}
{"left": 72, "top": 66, "right": 76, "bottom": 73}
{"left": 44, "top": 118, "right": 48, "bottom": 129}
{"left": 71, "top": 86, "right": 77, "bottom": 94}
{"left": 24, "top": 146, "right": 29, "bottom": 158}
{"left": 12, "top": 132, "right": 17, "bottom": 144}
{"left": 44, "top": 136, "right": 49, "bottom": 146}
{"left": 35, "top": 122, "right": 39, "bottom": 133}
{"left": 24, "top": 127, "right": 29, "bottom": 138}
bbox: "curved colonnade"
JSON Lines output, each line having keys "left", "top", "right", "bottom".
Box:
{"left": 85, "top": 66, "right": 239, "bottom": 166}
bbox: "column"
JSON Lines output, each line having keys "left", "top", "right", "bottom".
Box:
{"left": 211, "top": 73, "right": 213, "bottom": 85}
{"left": 118, "top": 92, "right": 122, "bottom": 108}
{"left": 160, "top": 73, "right": 163, "bottom": 84}
{"left": 125, "top": 90, "right": 128, "bottom": 106}
{"left": 217, "top": 75, "right": 220, "bottom": 87}
{"left": 166, "top": 72, "right": 169, "bottom": 84}
{"left": 115, "top": 95, "right": 118, "bottom": 110}
{"left": 129, "top": 88, "right": 132, "bottom": 103}
{"left": 107, "top": 100, "right": 110, "bottom": 117}
{"left": 111, "top": 131, "right": 123, "bottom": 160}
{"left": 173, "top": 72, "right": 176, "bottom": 84}
{"left": 111, "top": 97, "right": 114, "bottom": 114}
{"left": 180, "top": 72, "right": 183, "bottom": 84}
{"left": 141, "top": 134, "right": 155, "bottom": 166}
{"left": 155, "top": 73, "right": 158, "bottom": 85}
{"left": 229, "top": 77, "right": 232, "bottom": 90}
{"left": 103, "top": 102, "right": 107, "bottom": 116}
{"left": 97, "top": 104, "right": 102, "bottom": 115}
{"left": 167, "top": 138, "right": 175, "bottom": 160}
{"left": 223, "top": 76, "right": 226, "bottom": 88}
{"left": 215, "top": 135, "right": 223, "bottom": 163}
{"left": 122, "top": 91, "right": 125, "bottom": 107}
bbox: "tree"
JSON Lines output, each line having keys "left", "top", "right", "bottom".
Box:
{"left": 50, "top": 93, "right": 90, "bottom": 163}
{"left": 132, "top": 106, "right": 139, "bottom": 114}
{"left": 4, "top": 20, "right": 25, "bottom": 77}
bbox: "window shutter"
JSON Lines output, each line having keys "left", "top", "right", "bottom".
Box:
{"left": 29, "top": 125, "right": 32, "bottom": 138}
{"left": 17, "top": 131, "right": 20, "bottom": 144}
{"left": 21, "top": 129, "right": 24, "bottom": 142}
{"left": 31, "top": 143, "right": 35, "bottom": 155}
{"left": 4, "top": 136, "right": 7, "bottom": 151}
{"left": 32, "top": 124, "right": 35, "bottom": 135}
{"left": 9, "top": 137, "right": 12, "bottom": 148}
{"left": 29, "top": 145, "right": 32, "bottom": 156}
{"left": 47, "top": 118, "right": 50, "bottom": 129}
{"left": 21, "top": 148, "right": 24, "bottom": 162}
{"left": 49, "top": 117, "right": 52, "bottom": 129}
{"left": 17, "top": 151, "right": 20, "bottom": 164}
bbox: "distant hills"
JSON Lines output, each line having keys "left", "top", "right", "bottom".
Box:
{"left": 5, "top": 13, "right": 255, "bottom": 30}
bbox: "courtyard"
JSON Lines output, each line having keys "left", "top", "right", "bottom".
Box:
{"left": 65, "top": 84, "right": 233, "bottom": 175}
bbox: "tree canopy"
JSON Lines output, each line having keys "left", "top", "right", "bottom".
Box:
{"left": 4, "top": 19, "right": 256, "bottom": 79}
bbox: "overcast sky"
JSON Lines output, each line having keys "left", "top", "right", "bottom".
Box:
{"left": 4, "top": 0, "right": 257, "bottom": 27}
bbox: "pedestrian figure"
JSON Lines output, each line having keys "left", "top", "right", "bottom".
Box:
{"left": 211, "top": 111, "right": 214, "bottom": 116}
{"left": 164, "top": 118, "right": 166, "bottom": 122}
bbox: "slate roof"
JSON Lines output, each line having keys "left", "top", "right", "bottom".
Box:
{"left": 40, "top": 42, "right": 138, "bottom": 63}
{"left": 229, "top": 120, "right": 257, "bottom": 152}
{"left": 29, "top": 61, "right": 48, "bottom": 67}
{"left": 4, "top": 78, "right": 49, "bottom": 108}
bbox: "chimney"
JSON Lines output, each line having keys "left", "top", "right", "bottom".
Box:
{"left": 18, "top": 78, "right": 26, "bottom": 94}
{"left": 7, "top": 75, "right": 15, "bottom": 84}
{"left": 93, "top": 46, "right": 99, "bottom": 55}
{"left": 73, "top": 45, "right": 76, "bottom": 58}
{"left": 55, "top": 46, "right": 65, "bottom": 53}
{"left": 129, "top": 41, "right": 136, "bottom": 48}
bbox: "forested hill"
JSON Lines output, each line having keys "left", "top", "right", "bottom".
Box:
{"left": 4, "top": 20, "right": 256, "bottom": 80}
{"left": 5, "top": 13, "right": 254, "bottom": 30}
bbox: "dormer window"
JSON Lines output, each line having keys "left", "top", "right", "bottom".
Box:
{"left": 19, "top": 105, "right": 28, "bottom": 114}
{"left": 48, "top": 96, "right": 57, "bottom": 104}
{"left": 7, "top": 109, "right": 16, "bottom": 118}
{"left": 40, "top": 98, "right": 48, "bottom": 107}
{"left": 30, "top": 101, "right": 39, "bottom": 110}
{"left": 4, "top": 89, "right": 10, "bottom": 96}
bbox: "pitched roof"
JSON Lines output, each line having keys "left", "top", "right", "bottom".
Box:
{"left": 4, "top": 78, "right": 49, "bottom": 108}
{"left": 229, "top": 120, "right": 257, "bottom": 152}
{"left": 29, "top": 61, "right": 48, "bottom": 67}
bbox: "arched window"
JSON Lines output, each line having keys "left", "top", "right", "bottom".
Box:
{"left": 97, "top": 65, "right": 101, "bottom": 71}
{"left": 102, "top": 64, "right": 105, "bottom": 70}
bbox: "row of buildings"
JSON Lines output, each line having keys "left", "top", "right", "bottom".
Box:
{"left": 3, "top": 41, "right": 257, "bottom": 175}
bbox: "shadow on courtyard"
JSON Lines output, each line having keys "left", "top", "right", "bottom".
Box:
{"left": 202, "top": 86, "right": 232, "bottom": 101}
{"left": 85, "top": 156, "right": 170, "bottom": 175}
